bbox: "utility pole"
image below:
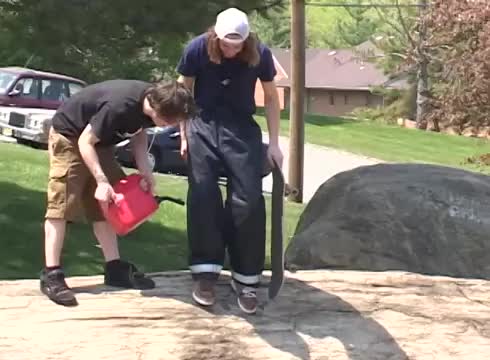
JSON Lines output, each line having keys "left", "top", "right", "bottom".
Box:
{"left": 416, "top": 0, "right": 429, "bottom": 129}
{"left": 288, "top": 0, "right": 305, "bottom": 203}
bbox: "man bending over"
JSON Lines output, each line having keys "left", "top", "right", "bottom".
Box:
{"left": 41, "top": 79, "right": 196, "bottom": 307}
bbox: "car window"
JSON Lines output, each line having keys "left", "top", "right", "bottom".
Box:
{"left": 41, "top": 78, "right": 69, "bottom": 101}
{"left": 13, "top": 77, "right": 40, "bottom": 99}
{"left": 0, "top": 71, "right": 17, "bottom": 95}
{"left": 68, "top": 82, "right": 83, "bottom": 96}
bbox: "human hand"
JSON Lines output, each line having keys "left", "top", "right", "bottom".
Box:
{"left": 267, "top": 144, "right": 283, "bottom": 169}
{"left": 180, "top": 138, "right": 188, "bottom": 161}
{"left": 94, "top": 181, "right": 116, "bottom": 203}
{"left": 139, "top": 171, "right": 156, "bottom": 194}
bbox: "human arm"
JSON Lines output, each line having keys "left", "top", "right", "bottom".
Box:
{"left": 258, "top": 46, "right": 283, "bottom": 168}
{"left": 129, "top": 129, "right": 155, "bottom": 193}
{"left": 261, "top": 80, "right": 283, "bottom": 168}
{"left": 175, "top": 36, "right": 201, "bottom": 159}
{"left": 177, "top": 75, "right": 195, "bottom": 160}
{"left": 78, "top": 124, "right": 116, "bottom": 203}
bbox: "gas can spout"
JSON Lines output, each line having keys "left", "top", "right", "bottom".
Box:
{"left": 154, "top": 196, "right": 185, "bottom": 206}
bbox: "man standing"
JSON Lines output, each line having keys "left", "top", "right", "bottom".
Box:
{"left": 41, "top": 79, "right": 196, "bottom": 307}
{"left": 177, "top": 8, "right": 283, "bottom": 314}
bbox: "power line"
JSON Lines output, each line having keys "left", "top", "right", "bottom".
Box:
{"left": 305, "top": 2, "right": 428, "bottom": 7}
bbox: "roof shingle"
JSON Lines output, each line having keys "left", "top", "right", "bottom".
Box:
{"left": 271, "top": 44, "right": 406, "bottom": 91}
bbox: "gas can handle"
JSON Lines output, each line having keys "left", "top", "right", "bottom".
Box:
{"left": 112, "top": 193, "right": 124, "bottom": 207}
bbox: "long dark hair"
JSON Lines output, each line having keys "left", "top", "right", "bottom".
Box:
{"left": 206, "top": 26, "right": 261, "bottom": 67}
{"left": 144, "top": 80, "right": 197, "bottom": 120}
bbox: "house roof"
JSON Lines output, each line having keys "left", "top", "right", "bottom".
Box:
{"left": 271, "top": 43, "right": 407, "bottom": 91}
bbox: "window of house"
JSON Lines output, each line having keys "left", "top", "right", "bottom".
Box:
{"left": 344, "top": 95, "right": 349, "bottom": 105}
{"left": 329, "top": 93, "right": 334, "bottom": 105}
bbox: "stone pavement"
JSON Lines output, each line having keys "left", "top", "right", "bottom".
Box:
{"left": 1, "top": 270, "right": 489, "bottom": 360}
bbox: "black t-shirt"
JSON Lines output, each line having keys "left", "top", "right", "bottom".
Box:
{"left": 52, "top": 79, "right": 154, "bottom": 146}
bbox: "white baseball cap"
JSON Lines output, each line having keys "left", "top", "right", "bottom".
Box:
{"left": 214, "top": 8, "right": 250, "bottom": 44}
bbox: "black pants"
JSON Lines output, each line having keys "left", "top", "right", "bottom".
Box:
{"left": 186, "top": 113, "right": 266, "bottom": 285}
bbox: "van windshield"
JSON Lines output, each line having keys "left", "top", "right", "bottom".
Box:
{"left": 0, "top": 71, "right": 17, "bottom": 95}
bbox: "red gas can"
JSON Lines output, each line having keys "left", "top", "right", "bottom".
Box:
{"left": 100, "top": 173, "right": 159, "bottom": 236}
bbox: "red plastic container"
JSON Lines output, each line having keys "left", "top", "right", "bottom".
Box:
{"left": 100, "top": 173, "right": 159, "bottom": 235}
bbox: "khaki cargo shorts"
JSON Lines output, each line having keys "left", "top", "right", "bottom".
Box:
{"left": 45, "top": 127, "right": 126, "bottom": 222}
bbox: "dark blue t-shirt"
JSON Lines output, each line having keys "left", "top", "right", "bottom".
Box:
{"left": 176, "top": 33, "right": 277, "bottom": 118}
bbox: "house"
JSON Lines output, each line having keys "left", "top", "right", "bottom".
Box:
{"left": 255, "top": 43, "right": 407, "bottom": 117}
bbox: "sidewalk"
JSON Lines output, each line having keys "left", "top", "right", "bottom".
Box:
{"left": 261, "top": 133, "right": 382, "bottom": 203}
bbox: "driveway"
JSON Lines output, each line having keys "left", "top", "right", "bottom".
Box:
{"left": 0, "top": 134, "right": 16, "bottom": 143}
{"left": 261, "top": 133, "right": 382, "bottom": 203}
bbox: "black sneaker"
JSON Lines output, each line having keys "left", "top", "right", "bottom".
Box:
{"left": 104, "top": 260, "right": 155, "bottom": 290}
{"left": 231, "top": 279, "right": 258, "bottom": 314}
{"left": 192, "top": 272, "right": 217, "bottom": 306}
{"left": 40, "top": 269, "right": 78, "bottom": 307}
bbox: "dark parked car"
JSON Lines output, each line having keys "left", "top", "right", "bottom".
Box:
{"left": 115, "top": 125, "right": 272, "bottom": 178}
{"left": 0, "top": 66, "right": 87, "bottom": 145}
{"left": 115, "top": 126, "right": 187, "bottom": 175}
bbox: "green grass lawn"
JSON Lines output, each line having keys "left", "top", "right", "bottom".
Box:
{"left": 255, "top": 112, "right": 490, "bottom": 174}
{"left": 0, "top": 142, "right": 305, "bottom": 280}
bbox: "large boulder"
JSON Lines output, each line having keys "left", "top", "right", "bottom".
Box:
{"left": 285, "top": 163, "right": 490, "bottom": 279}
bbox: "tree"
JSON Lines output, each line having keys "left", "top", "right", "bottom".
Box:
{"left": 249, "top": 5, "right": 290, "bottom": 48}
{"left": 413, "top": 0, "right": 490, "bottom": 133}
{"left": 334, "top": 1, "right": 421, "bottom": 123}
{"left": 336, "top": 0, "right": 379, "bottom": 47}
{"left": 0, "top": 0, "right": 285, "bottom": 83}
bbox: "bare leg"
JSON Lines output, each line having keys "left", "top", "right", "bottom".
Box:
{"left": 44, "top": 219, "right": 67, "bottom": 267}
{"left": 42, "top": 218, "right": 77, "bottom": 307}
{"left": 92, "top": 221, "right": 155, "bottom": 289}
{"left": 93, "top": 221, "right": 120, "bottom": 262}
